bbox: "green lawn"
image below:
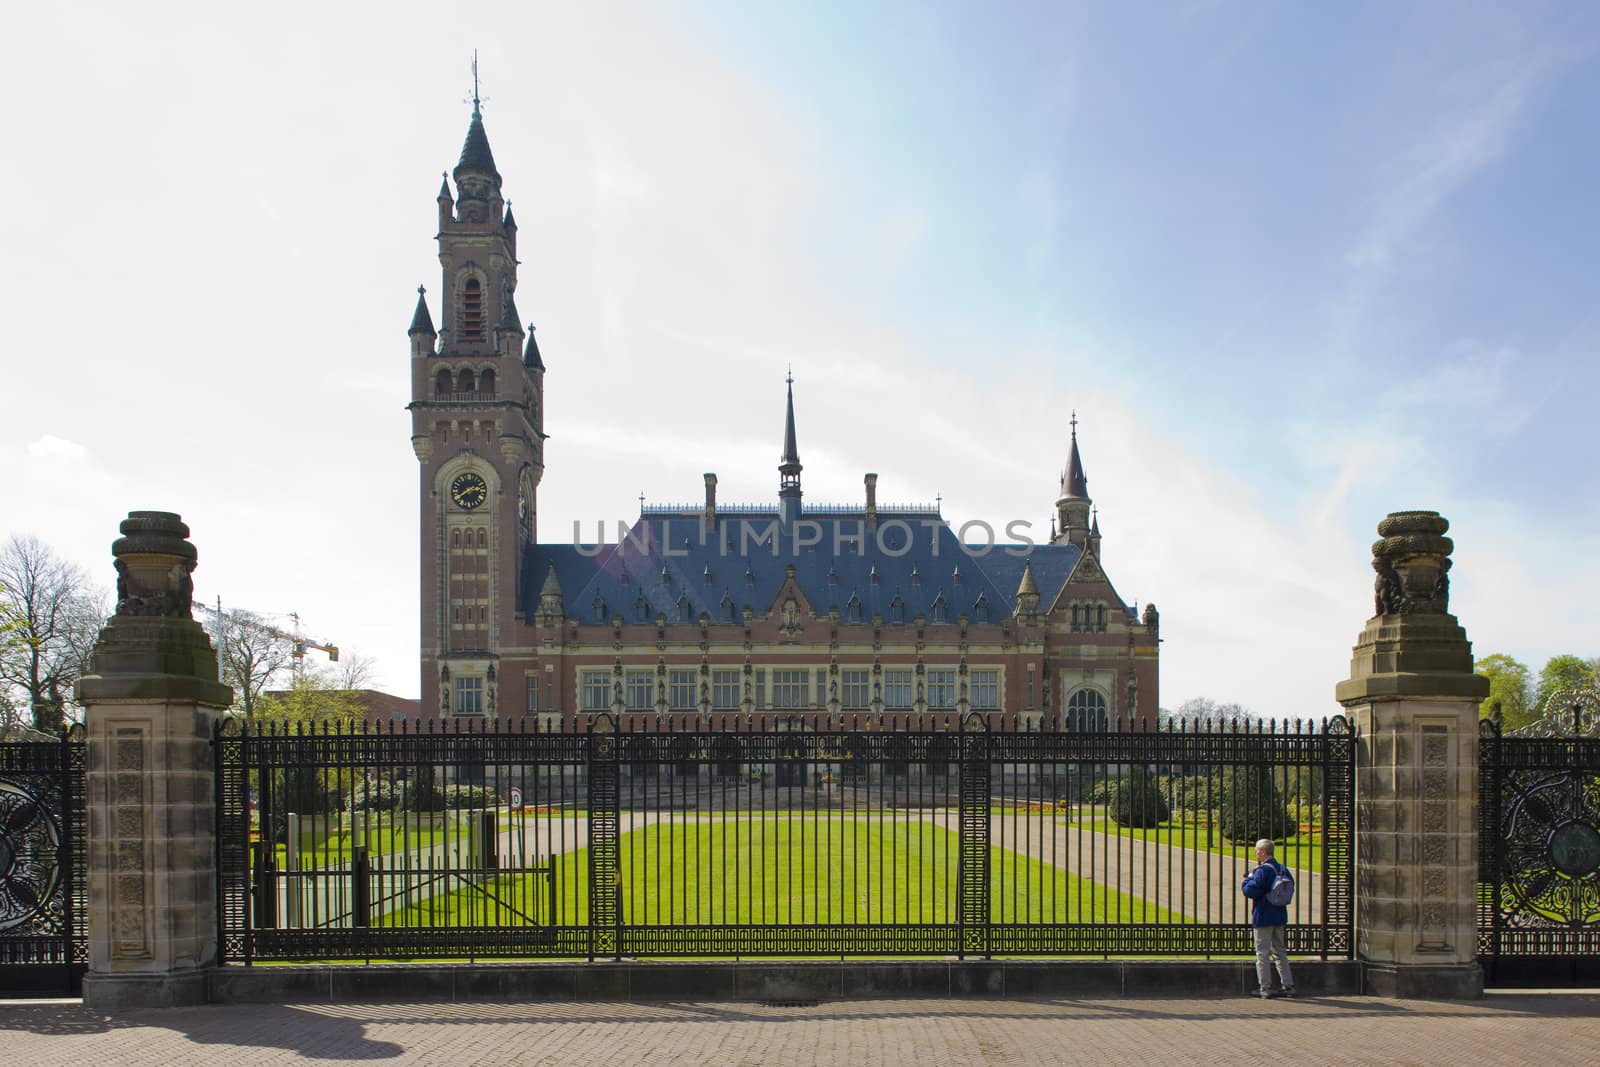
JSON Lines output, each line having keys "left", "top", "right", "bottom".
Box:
{"left": 274, "top": 811, "right": 474, "bottom": 869}
{"left": 1077, "top": 817, "right": 1326, "bottom": 873}
{"left": 383, "top": 816, "right": 1185, "bottom": 927}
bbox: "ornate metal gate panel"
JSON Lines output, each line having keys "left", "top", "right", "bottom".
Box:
{"left": 0, "top": 729, "right": 86, "bottom": 996}
{"left": 1479, "top": 691, "right": 1600, "bottom": 986}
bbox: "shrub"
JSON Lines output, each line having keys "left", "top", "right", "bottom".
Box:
{"left": 1110, "top": 766, "right": 1171, "bottom": 828}
{"left": 443, "top": 784, "right": 494, "bottom": 810}
{"left": 347, "top": 779, "right": 402, "bottom": 812}
{"left": 1215, "top": 767, "right": 1292, "bottom": 843}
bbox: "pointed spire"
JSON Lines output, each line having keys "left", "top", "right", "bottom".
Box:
{"left": 454, "top": 57, "right": 500, "bottom": 183}
{"left": 778, "top": 369, "right": 802, "bottom": 518}
{"left": 1017, "top": 561, "right": 1039, "bottom": 598}
{"left": 541, "top": 564, "right": 562, "bottom": 598}
{"left": 437, "top": 173, "right": 452, "bottom": 201}
{"left": 409, "top": 285, "right": 435, "bottom": 336}
{"left": 503, "top": 203, "right": 517, "bottom": 229}
{"left": 1091, "top": 509, "right": 1101, "bottom": 537}
{"left": 1062, "top": 411, "right": 1088, "bottom": 500}
{"left": 782, "top": 370, "right": 800, "bottom": 467}
{"left": 523, "top": 324, "right": 545, "bottom": 369}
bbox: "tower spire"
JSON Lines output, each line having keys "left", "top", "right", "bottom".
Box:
{"left": 779, "top": 370, "right": 802, "bottom": 522}
{"left": 1054, "top": 412, "right": 1093, "bottom": 546}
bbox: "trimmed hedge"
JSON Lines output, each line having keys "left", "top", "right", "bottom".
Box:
{"left": 1215, "top": 767, "right": 1291, "bottom": 843}
{"left": 1110, "top": 766, "right": 1171, "bottom": 828}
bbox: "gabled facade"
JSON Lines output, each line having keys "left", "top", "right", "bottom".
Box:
{"left": 409, "top": 106, "right": 1159, "bottom": 731}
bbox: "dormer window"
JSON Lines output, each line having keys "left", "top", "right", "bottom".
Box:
{"left": 460, "top": 278, "right": 485, "bottom": 342}
{"left": 845, "top": 593, "right": 863, "bottom": 624}
{"left": 930, "top": 591, "right": 947, "bottom": 624}
{"left": 889, "top": 595, "right": 905, "bottom": 624}
{"left": 973, "top": 592, "right": 990, "bottom": 623}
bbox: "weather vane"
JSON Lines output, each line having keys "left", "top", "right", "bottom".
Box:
{"left": 466, "top": 49, "right": 488, "bottom": 115}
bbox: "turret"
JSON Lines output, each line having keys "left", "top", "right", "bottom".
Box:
{"left": 409, "top": 285, "right": 436, "bottom": 358}
{"left": 1015, "top": 561, "right": 1040, "bottom": 620}
{"left": 1054, "top": 412, "right": 1092, "bottom": 547}
{"left": 539, "top": 565, "right": 564, "bottom": 620}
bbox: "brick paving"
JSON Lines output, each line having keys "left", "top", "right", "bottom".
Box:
{"left": 2, "top": 992, "right": 1596, "bottom": 1065}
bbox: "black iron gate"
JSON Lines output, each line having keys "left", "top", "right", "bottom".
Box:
{"left": 1478, "top": 692, "right": 1600, "bottom": 986}
{"left": 0, "top": 728, "right": 87, "bottom": 996}
{"left": 216, "top": 712, "right": 1353, "bottom": 964}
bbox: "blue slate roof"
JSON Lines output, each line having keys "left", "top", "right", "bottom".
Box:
{"left": 523, "top": 510, "right": 1129, "bottom": 626}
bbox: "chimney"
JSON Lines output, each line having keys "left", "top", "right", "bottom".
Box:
{"left": 864, "top": 473, "right": 878, "bottom": 530}
{"left": 703, "top": 473, "right": 717, "bottom": 525}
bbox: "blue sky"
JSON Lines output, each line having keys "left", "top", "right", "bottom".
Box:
{"left": 1, "top": 2, "right": 1595, "bottom": 712}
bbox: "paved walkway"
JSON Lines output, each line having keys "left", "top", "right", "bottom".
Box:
{"left": 2, "top": 993, "right": 1596, "bottom": 1065}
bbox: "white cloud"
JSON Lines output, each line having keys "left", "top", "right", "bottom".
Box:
{"left": 26, "top": 435, "right": 90, "bottom": 460}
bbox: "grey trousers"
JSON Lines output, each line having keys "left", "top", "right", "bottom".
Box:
{"left": 1253, "top": 925, "right": 1293, "bottom": 992}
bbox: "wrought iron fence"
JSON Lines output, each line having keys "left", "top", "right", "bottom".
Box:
{"left": 215, "top": 712, "right": 1353, "bottom": 963}
{"left": 0, "top": 728, "right": 86, "bottom": 996}
{"left": 1478, "top": 699, "right": 1600, "bottom": 985}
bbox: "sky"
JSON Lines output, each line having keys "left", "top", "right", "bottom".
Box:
{"left": 2, "top": 1, "right": 1597, "bottom": 715}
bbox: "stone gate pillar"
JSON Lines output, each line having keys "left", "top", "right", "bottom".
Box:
{"left": 1336, "top": 511, "right": 1488, "bottom": 998}
{"left": 74, "top": 512, "right": 233, "bottom": 1009}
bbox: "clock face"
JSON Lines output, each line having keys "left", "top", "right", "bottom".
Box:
{"left": 450, "top": 471, "right": 488, "bottom": 510}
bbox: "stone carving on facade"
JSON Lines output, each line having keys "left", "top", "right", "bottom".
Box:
{"left": 1141, "top": 602, "right": 1159, "bottom": 637}
{"left": 1370, "top": 511, "right": 1453, "bottom": 616}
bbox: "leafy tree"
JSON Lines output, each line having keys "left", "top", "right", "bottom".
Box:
{"left": 254, "top": 675, "right": 367, "bottom": 838}
{"left": 1476, "top": 653, "right": 1533, "bottom": 730}
{"left": 0, "top": 537, "right": 106, "bottom": 732}
{"left": 1534, "top": 654, "right": 1600, "bottom": 721}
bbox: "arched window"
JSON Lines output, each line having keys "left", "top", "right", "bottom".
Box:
{"left": 678, "top": 594, "right": 692, "bottom": 622}
{"left": 451, "top": 529, "right": 462, "bottom": 548}
{"left": 476, "top": 528, "right": 488, "bottom": 548}
{"left": 1066, "top": 688, "right": 1108, "bottom": 733}
{"left": 930, "top": 592, "right": 947, "bottom": 624}
{"left": 1070, "top": 604, "right": 1081, "bottom": 631}
{"left": 1096, "top": 604, "right": 1106, "bottom": 631}
{"left": 479, "top": 368, "right": 495, "bottom": 396}
{"left": 592, "top": 596, "right": 607, "bottom": 622}
{"left": 635, "top": 595, "right": 649, "bottom": 622}
{"left": 972, "top": 593, "right": 990, "bottom": 623}
{"left": 720, "top": 593, "right": 735, "bottom": 623}
{"left": 845, "top": 593, "right": 862, "bottom": 623}
{"left": 435, "top": 369, "right": 451, "bottom": 397}
{"left": 889, "top": 595, "right": 904, "bottom": 624}
{"left": 457, "top": 368, "right": 475, "bottom": 393}
{"left": 460, "top": 278, "right": 485, "bottom": 342}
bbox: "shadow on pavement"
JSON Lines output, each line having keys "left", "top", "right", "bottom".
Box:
{"left": 0, "top": 1002, "right": 404, "bottom": 1060}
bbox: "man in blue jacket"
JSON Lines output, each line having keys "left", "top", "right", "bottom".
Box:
{"left": 1241, "top": 838, "right": 1295, "bottom": 998}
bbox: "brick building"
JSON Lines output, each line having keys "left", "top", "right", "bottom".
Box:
{"left": 407, "top": 102, "right": 1159, "bottom": 731}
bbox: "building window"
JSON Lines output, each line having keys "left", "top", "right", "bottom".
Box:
{"left": 772, "top": 669, "right": 809, "bottom": 709}
{"left": 591, "top": 597, "right": 607, "bottom": 623}
{"left": 460, "top": 277, "right": 484, "bottom": 342}
{"left": 841, "top": 669, "right": 870, "bottom": 709}
{"left": 970, "top": 669, "right": 1000, "bottom": 710}
{"left": 526, "top": 679, "right": 538, "bottom": 714}
{"left": 927, "top": 668, "right": 956, "bottom": 709}
{"left": 454, "top": 676, "right": 484, "bottom": 715}
{"left": 581, "top": 671, "right": 610, "bottom": 711}
{"left": 930, "top": 593, "right": 947, "bottom": 624}
{"left": 712, "top": 669, "right": 740, "bottom": 709}
{"left": 678, "top": 594, "right": 692, "bottom": 622}
{"left": 754, "top": 670, "right": 767, "bottom": 709}
{"left": 635, "top": 596, "right": 649, "bottom": 622}
{"left": 883, "top": 669, "right": 913, "bottom": 709}
{"left": 1097, "top": 604, "right": 1107, "bottom": 631}
{"left": 889, "top": 596, "right": 904, "bottom": 624}
{"left": 845, "top": 594, "right": 862, "bottom": 623}
{"left": 669, "top": 669, "right": 697, "bottom": 710}
{"left": 1066, "top": 688, "right": 1109, "bottom": 732}
{"left": 625, "top": 671, "right": 653, "bottom": 710}
{"left": 720, "top": 594, "right": 735, "bottom": 623}
{"left": 973, "top": 593, "right": 990, "bottom": 623}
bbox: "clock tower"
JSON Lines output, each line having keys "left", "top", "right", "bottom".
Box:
{"left": 407, "top": 92, "right": 545, "bottom": 719}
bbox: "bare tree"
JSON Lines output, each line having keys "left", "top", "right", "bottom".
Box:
{"left": 213, "top": 609, "right": 296, "bottom": 722}
{"left": 332, "top": 650, "right": 380, "bottom": 691}
{"left": 0, "top": 536, "right": 107, "bottom": 732}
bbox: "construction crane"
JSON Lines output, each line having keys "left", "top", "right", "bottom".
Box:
{"left": 195, "top": 601, "right": 340, "bottom": 684}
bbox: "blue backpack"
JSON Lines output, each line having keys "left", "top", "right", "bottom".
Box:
{"left": 1265, "top": 862, "right": 1295, "bottom": 907}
